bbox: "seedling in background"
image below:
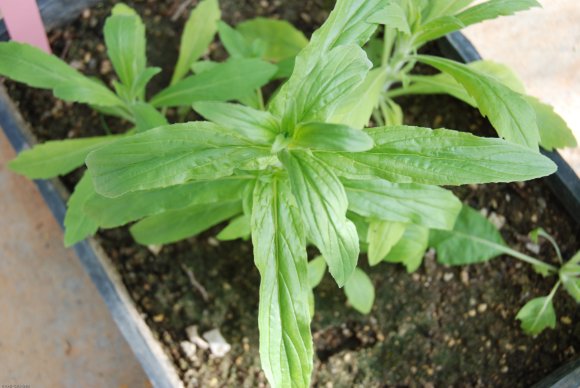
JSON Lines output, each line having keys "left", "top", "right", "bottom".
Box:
{"left": 0, "top": 0, "right": 278, "bottom": 245}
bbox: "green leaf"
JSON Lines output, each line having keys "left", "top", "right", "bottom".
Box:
{"left": 422, "top": 0, "right": 474, "bottom": 22}
{"left": 64, "top": 173, "right": 99, "bottom": 247}
{"left": 280, "top": 150, "right": 359, "bottom": 287}
{"left": 367, "top": 3, "right": 410, "bottom": 34}
{"left": 276, "top": 44, "right": 372, "bottom": 133}
{"left": 308, "top": 256, "right": 327, "bottom": 289}
{"left": 516, "top": 296, "right": 557, "bottom": 335}
{"left": 237, "top": 18, "right": 308, "bottom": 62}
{"left": 430, "top": 205, "right": 507, "bottom": 265}
{"left": 413, "top": 16, "right": 465, "bottom": 47}
{"left": 104, "top": 4, "right": 146, "bottom": 90}
{"left": 8, "top": 135, "right": 122, "bottom": 179}
{"left": 130, "top": 102, "right": 168, "bottom": 133}
{"left": 217, "top": 21, "right": 257, "bottom": 58}
{"left": 344, "top": 268, "right": 375, "bottom": 314}
{"left": 344, "top": 178, "right": 461, "bottom": 230}
{"left": 269, "top": 0, "right": 387, "bottom": 123}
{"left": 251, "top": 177, "right": 313, "bottom": 388}
{"left": 217, "top": 214, "right": 251, "bottom": 241}
{"left": 86, "top": 122, "right": 269, "bottom": 197}
{"left": 291, "top": 122, "right": 374, "bottom": 152}
{"left": 525, "top": 97, "right": 577, "bottom": 151}
{"left": 384, "top": 224, "right": 429, "bottom": 272}
{"left": 307, "top": 0, "right": 388, "bottom": 52}
{"left": 318, "top": 126, "right": 556, "bottom": 185}
{"left": 193, "top": 101, "right": 279, "bottom": 144}
{"left": 171, "top": 0, "right": 220, "bottom": 84}
{"left": 367, "top": 220, "right": 406, "bottom": 266}
{"left": 330, "top": 69, "right": 388, "bottom": 129}
{"left": 131, "top": 201, "right": 242, "bottom": 245}
{"left": 84, "top": 178, "right": 249, "bottom": 228}
{"left": 561, "top": 251, "right": 580, "bottom": 303}
{"left": 417, "top": 0, "right": 539, "bottom": 44}
{"left": 151, "top": 58, "right": 277, "bottom": 108}
{"left": 0, "top": 42, "right": 123, "bottom": 107}
{"left": 417, "top": 55, "right": 540, "bottom": 149}
{"left": 456, "top": 0, "right": 540, "bottom": 28}
{"left": 393, "top": 60, "right": 525, "bottom": 103}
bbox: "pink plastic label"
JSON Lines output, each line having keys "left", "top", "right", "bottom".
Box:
{"left": 0, "top": 0, "right": 51, "bottom": 53}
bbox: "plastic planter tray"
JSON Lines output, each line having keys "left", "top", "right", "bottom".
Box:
{"left": 1, "top": 3, "right": 579, "bottom": 387}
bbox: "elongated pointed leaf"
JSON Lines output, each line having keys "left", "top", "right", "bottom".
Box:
{"left": 367, "top": 220, "right": 406, "bottom": 266}
{"left": 9, "top": 135, "right": 123, "bottom": 179}
{"left": 251, "top": 177, "right": 313, "bottom": 388}
{"left": 218, "top": 21, "right": 258, "bottom": 58}
{"left": 344, "top": 178, "right": 461, "bottom": 230}
{"left": 270, "top": 0, "right": 387, "bottom": 120}
{"left": 418, "top": 55, "right": 540, "bottom": 149}
{"left": 367, "top": 3, "right": 410, "bottom": 33}
{"left": 217, "top": 214, "right": 251, "bottom": 241}
{"left": 330, "top": 68, "right": 388, "bottom": 129}
{"left": 64, "top": 173, "right": 99, "bottom": 247}
{"left": 280, "top": 150, "right": 359, "bottom": 287}
{"left": 130, "top": 102, "right": 168, "bottom": 133}
{"left": 417, "top": 0, "right": 539, "bottom": 44}
{"left": 237, "top": 18, "right": 308, "bottom": 62}
{"left": 131, "top": 201, "right": 242, "bottom": 245}
{"left": 193, "top": 101, "right": 280, "bottom": 144}
{"left": 516, "top": 296, "right": 557, "bottom": 335}
{"left": 292, "top": 122, "right": 374, "bottom": 152}
{"left": 151, "top": 58, "right": 277, "bottom": 107}
{"left": 104, "top": 4, "right": 146, "bottom": 89}
{"left": 393, "top": 61, "right": 576, "bottom": 151}
{"left": 526, "top": 97, "right": 577, "bottom": 151}
{"left": 86, "top": 122, "right": 269, "bottom": 197}
{"left": 430, "top": 205, "right": 506, "bottom": 265}
{"left": 0, "top": 42, "right": 123, "bottom": 107}
{"left": 308, "top": 256, "right": 327, "bottom": 289}
{"left": 84, "top": 178, "right": 249, "bottom": 228}
{"left": 456, "top": 0, "right": 540, "bottom": 28}
{"left": 344, "top": 268, "right": 375, "bottom": 314}
{"left": 384, "top": 224, "right": 429, "bottom": 272}
{"left": 414, "top": 16, "right": 464, "bottom": 47}
{"left": 277, "top": 44, "right": 372, "bottom": 132}
{"left": 318, "top": 126, "right": 556, "bottom": 185}
{"left": 422, "top": 0, "right": 474, "bottom": 22}
{"left": 171, "top": 0, "right": 220, "bottom": 84}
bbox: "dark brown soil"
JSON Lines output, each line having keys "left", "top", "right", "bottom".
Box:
{"left": 3, "top": 1, "right": 579, "bottom": 387}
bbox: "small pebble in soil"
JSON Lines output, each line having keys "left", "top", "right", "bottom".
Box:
{"left": 203, "top": 329, "right": 231, "bottom": 358}
{"left": 561, "top": 316, "right": 573, "bottom": 325}
{"left": 526, "top": 242, "right": 541, "bottom": 255}
{"left": 443, "top": 273, "right": 454, "bottom": 282}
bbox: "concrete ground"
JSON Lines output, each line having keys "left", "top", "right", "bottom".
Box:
{"left": 0, "top": 129, "right": 148, "bottom": 387}
{"left": 463, "top": 0, "right": 580, "bottom": 174}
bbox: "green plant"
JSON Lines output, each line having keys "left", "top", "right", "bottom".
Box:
{"left": 2, "top": 0, "right": 576, "bottom": 386}
{"left": 80, "top": 1, "right": 563, "bottom": 385}
{"left": 1, "top": 0, "right": 282, "bottom": 245}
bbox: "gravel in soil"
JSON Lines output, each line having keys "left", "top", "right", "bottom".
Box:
{"left": 3, "top": 0, "right": 580, "bottom": 386}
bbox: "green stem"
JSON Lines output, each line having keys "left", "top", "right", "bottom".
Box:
{"left": 499, "top": 245, "right": 559, "bottom": 274}
{"left": 547, "top": 280, "right": 561, "bottom": 302}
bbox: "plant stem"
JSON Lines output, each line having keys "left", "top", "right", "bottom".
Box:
{"left": 547, "top": 280, "right": 561, "bottom": 302}
{"left": 500, "top": 245, "right": 559, "bottom": 274}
